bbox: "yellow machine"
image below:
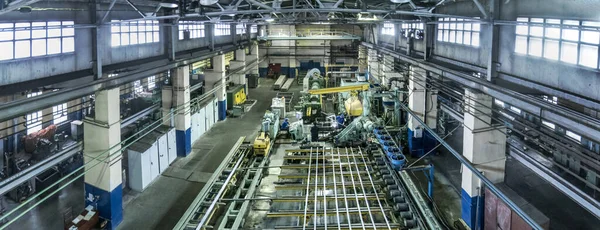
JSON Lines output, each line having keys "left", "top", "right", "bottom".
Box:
{"left": 253, "top": 132, "right": 271, "bottom": 156}
{"left": 308, "top": 84, "right": 369, "bottom": 116}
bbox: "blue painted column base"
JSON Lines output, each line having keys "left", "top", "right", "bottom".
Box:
{"left": 461, "top": 189, "right": 484, "bottom": 230}
{"left": 176, "top": 128, "right": 192, "bottom": 157}
{"left": 407, "top": 128, "right": 438, "bottom": 157}
{"left": 218, "top": 100, "right": 227, "bottom": 121}
{"left": 84, "top": 183, "right": 123, "bottom": 230}
{"left": 259, "top": 68, "right": 268, "bottom": 77}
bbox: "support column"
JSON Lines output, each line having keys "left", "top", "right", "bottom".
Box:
{"left": 205, "top": 54, "right": 227, "bottom": 120}
{"left": 83, "top": 88, "right": 122, "bottom": 229}
{"left": 461, "top": 89, "right": 506, "bottom": 230}
{"left": 161, "top": 86, "right": 173, "bottom": 127}
{"left": 230, "top": 49, "right": 247, "bottom": 95}
{"left": 407, "top": 66, "right": 437, "bottom": 157}
{"left": 249, "top": 42, "right": 260, "bottom": 76}
{"left": 173, "top": 66, "right": 192, "bottom": 157}
{"left": 358, "top": 45, "right": 367, "bottom": 74}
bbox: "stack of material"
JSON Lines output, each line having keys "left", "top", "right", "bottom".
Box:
{"left": 281, "top": 78, "right": 294, "bottom": 91}
{"left": 273, "top": 75, "right": 287, "bottom": 90}
{"left": 271, "top": 97, "right": 286, "bottom": 118}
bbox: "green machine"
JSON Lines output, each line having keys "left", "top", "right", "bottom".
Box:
{"left": 226, "top": 84, "right": 246, "bottom": 109}
{"left": 295, "top": 68, "right": 326, "bottom": 121}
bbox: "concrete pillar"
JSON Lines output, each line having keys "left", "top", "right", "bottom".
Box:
{"left": 205, "top": 54, "right": 227, "bottom": 120}
{"left": 173, "top": 66, "right": 192, "bottom": 157}
{"left": 407, "top": 66, "right": 437, "bottom": 157}
{"left": 230, "top": 49, "right": 247, "bottom": 95}
{"left": 42, "top": 106, "right": 53, "bottom": 128}
{"left": 161, "top": 86, "right": 173, "bottom": 127}
{"left": 83, "top": 88, "right": 122, "bottom": 229}
{"left": 460, "top": 89, "right": 506, "bottom": 230}
{"left": 250, "top": 42, "right": 260, "bottom": 76}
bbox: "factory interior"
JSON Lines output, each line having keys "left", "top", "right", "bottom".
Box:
{"left": 0, "top": 0, "right": 599, "bottom": 229}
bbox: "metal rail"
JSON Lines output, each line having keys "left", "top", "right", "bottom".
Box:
{"left": 0, "top": 142, "right": 82, "bottom": 195}
{"left": 397, "top": 100, "right": 544, "bottom": 230}
{"left": 173, "top": 137, "right": 246, "bottom": 230}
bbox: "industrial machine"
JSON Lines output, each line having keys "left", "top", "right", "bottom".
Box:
{"left": 226, "top": 83, "right": 246, "bottom": 110}
{"left": 295, "top": 68, "right": 326, "bottom": 121}
{"left": 252, "top": 132, "right": 271, "bottom": 156}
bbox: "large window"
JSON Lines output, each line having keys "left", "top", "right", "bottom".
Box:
{"left": 133, "top": 80, "right": 142, "bottom": 93}
{"left": 236, "top": 24, "right": 247, "bottom": 35}
{"left": 515, "top": 17, "right": 600, "bottom": 69}
{"left": 26, "top": 92, "right": 43, "bottom": 134}
{"left": 401, "top": 22, "right": 424, "bottom": 39}
{"left": 437, "top": 17, "right": 480, "bottom": 47}
{"left": 148, "top": 76, "right": 156, "bottom": 90}
{"left": 0, "top": 21, "right": 74, "bottom": 61}
{"left": 111, "top": 20, "right": 160, "bottom": 47}
{"left": 178, "top": 21, "right": 205, "bottom": 40}
{"left": 382, "top": 23, "right": 395, "bottom": 35}
{"left": 214, "top": 23, "right": 231, "bottom": 36}
{"left": 53, "top": 103, "right": 68, "bottom": 124}
{"left": 251, "top": 25, "right": 258, "bottom": 33}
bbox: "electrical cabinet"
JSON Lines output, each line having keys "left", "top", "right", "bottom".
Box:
{"left": 166, "top": 128, "right": 177, "bottom": 165}
{"left": 191, "top": 112, "right": 199, "bottom": 144}
{"left": 127, "top": 141, "right": 159, "bottom": 192}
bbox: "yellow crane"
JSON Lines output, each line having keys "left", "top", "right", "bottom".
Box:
{"left": 307, "top": 83, "right": 369, "bottom": 117}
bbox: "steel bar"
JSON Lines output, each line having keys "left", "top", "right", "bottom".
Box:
{"left": 313, "top": 147, "right": 319, "bottom": 227}
{"left": 302, "top": 147, "right": 313, "bottom": 230}
{"left": 273, "top": 223, "right": 402, "bottom": 230}
{"left": 355, "top": 148, "right": 392, "bottom": 229}
{"left": 397, "top": 98, "right": 544, "bottom": 230}
{"left": 174, "top": 137, "right": 246, "bottom": 229}
{"left": 267, "top": 208, "right": 392, "bottom": 217}
{"left": 275, "top": 182, "right": 382, "bottom": 190}
{"left": 330, "top": 148, "right": 341, "bottom": 229}
{"left": 284, "top": 155, "right": 363, "bottom": 160}
{"left": 321, "top": 147, "right": 327, "bottom": 229}
{"left": 195, "top": 153, "right": 245, "bottom": 230}
{"left": 278, "top": 171, "right": 371, "bottom": 179}
{"left": 219, "top": 194, "right": 386, "bottom": 202}
{"left": 343, "top": 148, "right": 365, "bottom": 229}
{"left": 345, "top": 147, "right": 372, "bottom": 229}
{"left": 336, "top": 148, "right": 353, "bottom": 229}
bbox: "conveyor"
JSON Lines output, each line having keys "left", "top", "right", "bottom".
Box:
{"left": 176, "top": 135, "right": 443, "bottom": 229}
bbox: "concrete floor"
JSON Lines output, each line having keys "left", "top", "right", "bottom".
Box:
{"left": 2, "top": 78, "right": 281, "bottom": 230}
{"left": 118, "top": 78, "right": 281, "bottom": 229}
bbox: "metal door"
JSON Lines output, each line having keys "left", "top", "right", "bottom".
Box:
{"left": 149, "top": 143, "right": 160, "bottom": 180}
{"left": 167, "top": 129, "right": 177, "bottom": 164}
{"left": 157, "top": 134, "right": 169, "bottom": 174}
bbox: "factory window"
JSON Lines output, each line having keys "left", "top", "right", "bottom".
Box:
{"left": 26, "top": 92, "right": 43, "bottom": 134}
{"left": 53, "top": 103, "right": 68, "bottom": 124}
{"left": 236, "top": 24, "right": 246, "bottom": 35}
{"left": 178, "top": 21, "right": 205, "bottom": 40}
{"left": 400, "top": 22, "right": 424, "bottom": 39}
{"left": 509, "top": 106, "right": 522, "bottom": 114}
{"left": 0, "top": 21, "right": 74, "bottom": 61}
{"left": 494, "top": 99, "right": 505, "bottom": 107}
{"left": 133, "top": 80, "right": 143, "bottom": 93}
{"left": 437, "top": 17, "right": 480, "bottom": 47}
{"left": 515, "top": 17, "right": 600, "bottom": 69}
{"left": 251, "top": 25, "right": 258, "bottom": 33}
{"left": 382, "top": 23, "right": 395, "bottom": 35}
{"left": 541, "top": 120, "right": 556, "bottom": 130}
{"left": 566, "top": 130, "right": 582, "bottom": 143}
{"left": 148, "top": 76, "right": 156, "bottom": 89}
{"left": 214, "top": 23, "right": 231, "bottom": 36}
{"left": 542, "top": 95, "right": 558, "bottom": 104}
{"left": 111, "top": 20, "right": 159, "bottom": 47}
